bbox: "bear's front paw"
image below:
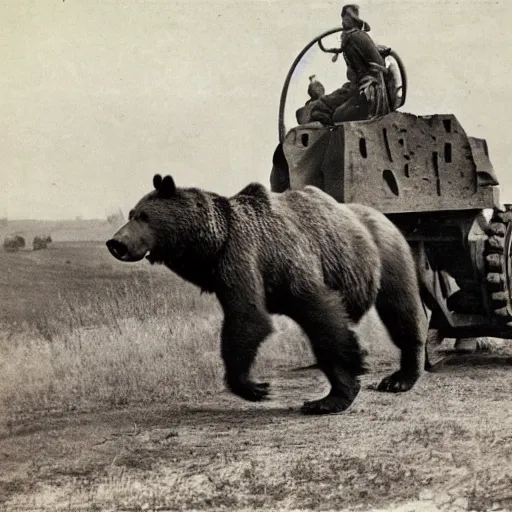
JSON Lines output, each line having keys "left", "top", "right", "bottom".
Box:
{"left": 227, "top": 378, "right": 270, "bottom": 402}
{"left": 377, "top": 371, "right": 419, "bottom": 393}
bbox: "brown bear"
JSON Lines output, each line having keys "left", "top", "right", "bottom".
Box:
{"left": 106, "top": 175, "right": 427, "bottom": 415}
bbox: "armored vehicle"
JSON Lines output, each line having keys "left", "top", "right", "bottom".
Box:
{"left": 270, "top": 28, "right": 512, "bottom": 360}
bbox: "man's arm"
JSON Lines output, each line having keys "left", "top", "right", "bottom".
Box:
{"left": 349, "top": 31, "right": 385, "bottom": 66}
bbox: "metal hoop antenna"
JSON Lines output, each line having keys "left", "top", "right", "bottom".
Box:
{"left": 278, "top": 27, "right": 343, "bottom": 143}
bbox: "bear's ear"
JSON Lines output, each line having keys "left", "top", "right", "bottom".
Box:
{"left": 160, "top": 175, "right": 176, "bottom": 198}
{"left": 153, "top": 174, "right": 163, "bottom": 191}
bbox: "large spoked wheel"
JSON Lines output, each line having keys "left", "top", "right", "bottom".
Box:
{"left": 484, "top": 207, "right": 512, "bottom": 322}
{"left": 278, "top": 27, "right": 343, "bottom": 143}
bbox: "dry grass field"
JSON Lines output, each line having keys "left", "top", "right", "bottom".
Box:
{"left": 1, "top": 238, "right": 512, "bottom": 511}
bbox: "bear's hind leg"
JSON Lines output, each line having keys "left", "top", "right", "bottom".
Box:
{"left": 288, "top": 288, "right": 366, "bottom": 415}
{"left": 375, "top": 287, "right": 426, "bottom": 393}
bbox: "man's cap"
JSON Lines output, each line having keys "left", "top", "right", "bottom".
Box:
{"left": 341, "top": 4, "right": 371, "bottom": 32}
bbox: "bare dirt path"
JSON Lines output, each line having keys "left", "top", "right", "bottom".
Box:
{"left": 1, "top": 353, "right": 512, "bottom": 512}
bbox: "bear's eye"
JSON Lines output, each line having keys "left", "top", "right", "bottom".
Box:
{"left": 138, "top": 211, "right": 149, "bottom": 222}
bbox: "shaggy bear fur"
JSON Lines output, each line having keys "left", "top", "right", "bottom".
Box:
{"left": 106, "top": 175, "right": 427, "bottom": 415}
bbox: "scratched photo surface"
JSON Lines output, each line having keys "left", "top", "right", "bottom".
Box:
{"left": 1, "top": 1, "right": 512, "bottom": 511}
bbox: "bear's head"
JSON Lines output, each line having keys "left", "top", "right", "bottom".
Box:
{"left": 106, "top": 174, "right": 199, "bottom": 263}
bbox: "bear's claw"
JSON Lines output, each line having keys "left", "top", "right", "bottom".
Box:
{"left": 377, "top": 371, "right": 418, "bottom": 393}
{"left": 229, "top": 380, "right": 270, "bottom": 402}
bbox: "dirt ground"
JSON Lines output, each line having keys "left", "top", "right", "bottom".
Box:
{"left": 2, "top": 349, "right": 512, "bottom": 512}
{"left": 1, "top": 243, "right": 511, "bottom": 511}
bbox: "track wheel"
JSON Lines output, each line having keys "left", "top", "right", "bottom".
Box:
{"left": 484, "top": 207, "right": 512, "bottom": 323}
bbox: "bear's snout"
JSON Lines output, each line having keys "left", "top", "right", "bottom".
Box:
{"left": 106, "top": 239, "right": 129, "bottom": 260}
{"left": 107, "top": 222, "right": 152, "bottom": 263}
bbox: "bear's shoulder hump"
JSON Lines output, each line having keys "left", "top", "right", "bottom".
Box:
{"left": 234, "top": 182, "right": 273, "bottom": 204}
{"left": 236, "top": 182, "right": 268, "bottom": 197}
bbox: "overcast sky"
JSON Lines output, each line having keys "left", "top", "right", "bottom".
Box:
{"left": 2, "top": 0, "right": 511, "bottom": 219}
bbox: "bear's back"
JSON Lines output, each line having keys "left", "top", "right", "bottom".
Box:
{"left": 230, "top": 183, "right": 380, "bottom": 265}
{"left": 227, "top": 184, "right": 382, "bottom": 317}
{"left": 275, "top": 186, "right": 377, "bottom": 249}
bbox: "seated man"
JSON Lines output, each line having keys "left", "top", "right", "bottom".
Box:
{"left": 271, "top": 5, "right": 396, "bottom": 193}
{"left": 309, "top": 4, "right": 392, "bottom": 125}
{"left": 296, "top": 75, "right": 327, "bottom": 124}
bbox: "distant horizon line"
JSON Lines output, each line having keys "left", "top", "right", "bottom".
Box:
{"left": 3, "top": 217, "right": 110, "bottom": 223}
